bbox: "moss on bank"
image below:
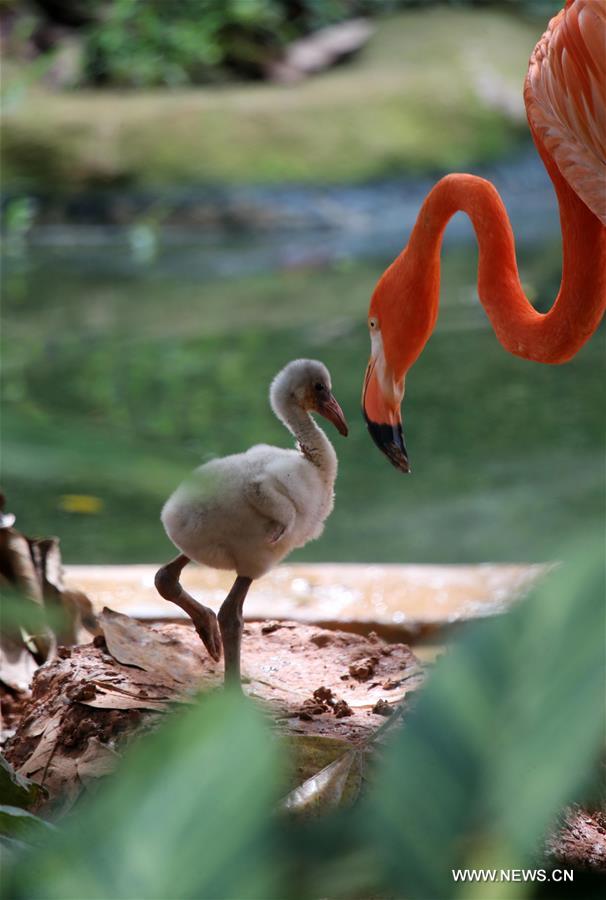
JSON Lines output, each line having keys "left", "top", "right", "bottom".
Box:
{"left": 2, "top": 9, "right": 542, "bottom": 192}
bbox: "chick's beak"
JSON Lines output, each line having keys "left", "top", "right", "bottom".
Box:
{"left": 362, "top": 358, "right": 410, "bottom": 473}
{"left": 318, "top": 393, "right": 349, "bottom": 437}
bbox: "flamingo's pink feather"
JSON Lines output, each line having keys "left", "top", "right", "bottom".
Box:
{"left": 525, "top": 0, "right": 606, "bottom": 224}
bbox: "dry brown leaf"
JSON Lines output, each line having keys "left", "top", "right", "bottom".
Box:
{"left": 17, "top": 712, "right": 63, "bottom": 780}
{"left": 31, "top": 540, "right": 98, "bottom": 644}
{"left": 0, "top": 637, "right": 39, "bottom": 694}
{"left": 80, "top": 689, "right": 169, "bottom": 713}
{"left": 99, "top": 608, "right": 204, "bottom": 685}
{"left": 1, "top": 524, "right": 97, "bottom": 680}
{"left": 61, "top": 591, "right": 99, "bottom": 642}
{"left": 0, "top": 530, "right": 43, "bottom": 605}
{"left": 75, "top": 738, "right": 121, "bottom": 781}
{"left": 91, "top": 672, "right": 188, "bottom": 701}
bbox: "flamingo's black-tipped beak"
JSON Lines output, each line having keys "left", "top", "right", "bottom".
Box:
{"left": 362, "top": 355, "right": 409, "bottom": 473}
{"left": 363, "top": 411, "right": 410, "bottom": 473}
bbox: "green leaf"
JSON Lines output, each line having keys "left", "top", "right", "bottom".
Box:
{"left": 282, "top": 750, "right": 364, "bottom": 816}
{"left": 363, "top": 535, "right": 605, "bottom": 899}
{"left": 0, "top": 806, "right": 55, "bottom": 844}
{"left": 0, "top": 757, "right": 46, "bottom": 810}
{"left": 1, "top": 834, "right": 32, "bottom": 867}
{"left": 5, "top": 689, "right": 285, "bottom": 899}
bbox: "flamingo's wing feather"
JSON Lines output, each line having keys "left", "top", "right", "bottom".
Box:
{"left": 525, "top": 0, "right": 606, "bottom": 225}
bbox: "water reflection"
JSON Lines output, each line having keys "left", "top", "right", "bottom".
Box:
{"left": 2, "top": 162, "right": 603, "bottom": 565}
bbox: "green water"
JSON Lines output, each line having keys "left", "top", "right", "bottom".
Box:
{"left": 2, "top": 237, "right": 604, "bottom": 564}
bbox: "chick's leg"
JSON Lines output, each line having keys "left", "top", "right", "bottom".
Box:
{"left": 155, "top": 554, "right": 222, "bottom": 662}
{"left": 218, "top": 575, "right": 253, "bottom": 688}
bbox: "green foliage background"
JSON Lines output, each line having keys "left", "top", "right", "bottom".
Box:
{"left": 2, "top": 5, "right": 549, "bottom": 190}
{"left": 80, "top": 0, "right": 565, "bottom": 88}
{"left": 8, "top": 0, "right": 563, "bottom": 88}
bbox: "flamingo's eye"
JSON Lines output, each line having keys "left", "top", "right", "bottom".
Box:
{"left": 314, "top": 382, "right": 324, "bottom": 392}
{"left": 369, "top": 318, "right": 378, "bottom": 330}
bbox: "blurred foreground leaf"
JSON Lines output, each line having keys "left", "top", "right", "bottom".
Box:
{"left": 0, "top": 589, "right": 66, "bottom": 640}
{"left": 0, "top": 757, "right": 46, "bottom": 810}
{"left": 0, "top": 806, "right": 55, "bottom": 844}
{"left": 364, "top": 536, "right": 605, "bottom": 899}
{"left": 5, "top": 690, "right": 284, "bottom": 900}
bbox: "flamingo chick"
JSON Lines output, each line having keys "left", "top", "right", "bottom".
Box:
{"left": 155, "top": 359, "right": 348, "bottom": 687}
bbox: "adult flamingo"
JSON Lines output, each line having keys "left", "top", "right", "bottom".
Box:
{"left": 362, "top": 0, "right": 606, "bottom": 472}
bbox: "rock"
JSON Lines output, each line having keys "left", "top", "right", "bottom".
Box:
{"left": 267, "top": 19, "right": 374, "bottom": 83}
{"left": 372, "top": 699, "right": 393, "bottom": 717}
{"left": 333, "top": 700, "right": 353, "bottom": 719}
{"left": 547, "top": 807, "right": 606, "bottom": 870}
{"left": 349, "top": 657, "right": 379, "bottom": 681}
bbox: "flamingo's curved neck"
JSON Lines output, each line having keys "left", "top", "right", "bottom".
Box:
{"left": 378, "top": 137, "right": 606, "bottom": 378}
{"left": 282, "top": 405, "right": 337, "bottom": 479}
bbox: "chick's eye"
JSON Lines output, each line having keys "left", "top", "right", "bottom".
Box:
{"left": 314, "top": 382, "right": 325, "bottom": 392}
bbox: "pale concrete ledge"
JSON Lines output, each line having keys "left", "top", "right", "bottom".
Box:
{"left": 66, "top": 562, "right": 549, "bottom": 637}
